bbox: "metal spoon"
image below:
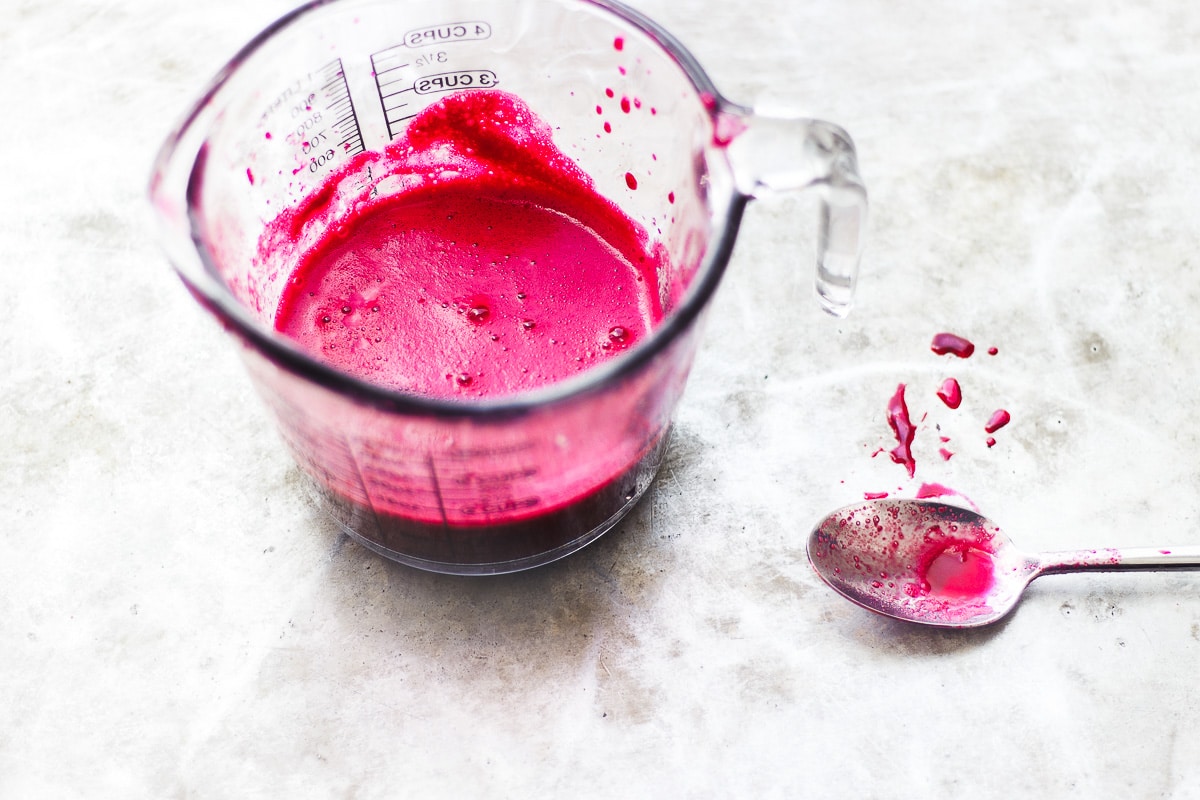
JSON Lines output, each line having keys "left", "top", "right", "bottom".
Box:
{"left": 806, "top": 498, "right": 1200, "bottom": 628}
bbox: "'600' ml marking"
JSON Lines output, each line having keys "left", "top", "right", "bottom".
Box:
{"left": 406, "top": 21, "right": 491, "bottom": 48}
{"left": 415, "top": 70, "right": 498, "bottom": 94}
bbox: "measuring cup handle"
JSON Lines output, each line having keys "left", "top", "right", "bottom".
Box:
{"left": 724, "top": 110, "right": 868, "bottom": 317}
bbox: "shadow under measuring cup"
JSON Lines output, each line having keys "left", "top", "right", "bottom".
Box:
{"left": 149, "top": 0, "right": 868, "bottom": 574}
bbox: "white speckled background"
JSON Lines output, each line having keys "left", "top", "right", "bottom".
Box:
{"left": 5, "top": 0, "right": 1200, "bottom": 796}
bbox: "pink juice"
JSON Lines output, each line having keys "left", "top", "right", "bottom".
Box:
{"left": 274, "top": 182, "right": 659, "bottom": 399}
{"left": 260, "top": 90, "right": 681, "bottom": 567}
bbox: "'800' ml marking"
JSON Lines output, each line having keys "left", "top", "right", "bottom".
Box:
{"left": 406, "top": 21, "right": 491, "bottom": 47}
{"left": 415, "top": 70, "right": 499, "bottom": 94}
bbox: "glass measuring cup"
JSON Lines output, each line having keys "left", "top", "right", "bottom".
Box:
{"left": 149, "top": 0, "right": 868, "bottom": 574}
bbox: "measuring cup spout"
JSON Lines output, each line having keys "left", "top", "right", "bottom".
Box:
{"left": 724, "top": 108, "right": 868, "bottom": 317}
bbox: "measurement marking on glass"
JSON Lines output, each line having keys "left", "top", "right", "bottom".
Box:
{"left": 371, "top": 45, "right": 414, "bottom": 137}
{"left": 375, "top": 73, "right": 413, "bottom": 93}
{"left": 370, "top": 22, "right": 494, "bottom": 139}
{"left": 373, "top": 62, "right": 412, "bottom": 79}
{"left": 319, "top": 59, "right": 366, "bottom": 157}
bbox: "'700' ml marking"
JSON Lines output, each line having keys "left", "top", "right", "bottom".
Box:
{"left": 415, "top": 70, "right": 498, "bottom": 94}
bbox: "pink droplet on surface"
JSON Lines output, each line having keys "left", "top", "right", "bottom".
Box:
{"left": 886, "top": 383, "right": 917, "bottom": 478}
{"left": 937, "top": 377, "right": 962, "bottom": 409}
{"left": 931, "top": 332, "right": 975, "bottom": 358}
{"left": 916, "top": 482, "right": 958, "bottom": 499}
{"left": 625, "top": 172, "right": 638, "bottom": 190}
{"left": 985, "top": 408, "right": 1011, "bottom": 433}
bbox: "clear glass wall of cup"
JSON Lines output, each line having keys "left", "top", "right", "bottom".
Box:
{"left": 150, "top": 0, "right": 868, "bottom": 574}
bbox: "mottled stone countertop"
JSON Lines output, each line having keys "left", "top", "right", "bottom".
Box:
{"left": 5, "top": 0, "right": 1200, "bottom": 796}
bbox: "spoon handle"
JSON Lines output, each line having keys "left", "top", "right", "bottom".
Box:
{"left": 1038, "top": 546, "right": 1200, "bottom": 574}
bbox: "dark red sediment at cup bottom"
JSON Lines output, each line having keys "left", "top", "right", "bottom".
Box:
{"left": 307, "top": 429, "right": 671, "bottom": 569}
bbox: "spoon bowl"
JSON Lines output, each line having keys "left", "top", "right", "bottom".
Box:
{"left": 807, "top": 499, "right": 1200, "bottom": 628}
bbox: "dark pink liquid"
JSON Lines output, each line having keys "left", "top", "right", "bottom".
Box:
{"left": 886, "top": 383, "right": 917, "bottom": 478}
{"left": 930, "top": 332, "right": 975, "bottom": 358}
{"left": 308, "top": 435, "right": 671, "bottom": 567}
{"left": 937, "top": 377, "right": 962, "bottom": 409}
{"left": 874, "top": 332, "right": 1013, "bottom": 479}
{"left": 265, "top": 90, "right": 674, "bottom": 566}
{"left": 985, "top": 408, "right": 1012, "bottom": 433}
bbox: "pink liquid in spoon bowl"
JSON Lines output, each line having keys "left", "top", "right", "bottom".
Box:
{"left": 808, "top": 499, "right": 1031, "bottom": 626}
